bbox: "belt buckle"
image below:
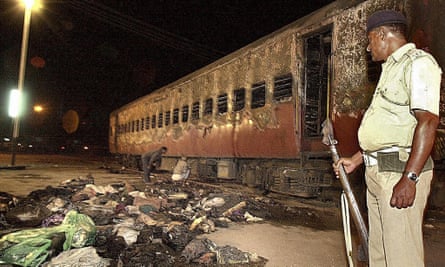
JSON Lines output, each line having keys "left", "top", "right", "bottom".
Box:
{"left": 363, "top": 154, "right": 370, "bottom": 166}
{"left": 363, "top": 153, "right": 377, "bottom": 166}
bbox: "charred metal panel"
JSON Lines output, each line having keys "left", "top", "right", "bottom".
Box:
{"left": 269, "top": 165, "right": 333, "bottom": 198}
{"left": 113, "top": 33, "right": 301, "bottom": 159}
{"left": 235, "top": 103, "right": 297, "bottom": 158}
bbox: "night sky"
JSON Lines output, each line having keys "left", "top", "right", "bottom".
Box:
{"left": 0, "top": 0, "right": 334, "bottom": 152}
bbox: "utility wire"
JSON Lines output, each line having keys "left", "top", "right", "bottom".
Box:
{"left": 66, "top": 0, "right": 226, "bottom": 60}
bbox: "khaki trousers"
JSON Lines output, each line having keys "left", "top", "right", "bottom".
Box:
{"left": 365, "top": 166, "right": 432, "bottom": 267}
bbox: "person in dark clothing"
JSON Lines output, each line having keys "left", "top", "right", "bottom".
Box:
{"left": 141, "top": 146, "right": 167, "bottom": 182}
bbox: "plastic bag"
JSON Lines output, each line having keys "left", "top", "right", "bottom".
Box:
{"left": 61, "top": 210, "right": 96, "bottom": 250}
{"left": 0, "top": 210, "right": 96, "bottom": 267}
{"left": 0, "top": 237, "right": 51, "bottom": 267}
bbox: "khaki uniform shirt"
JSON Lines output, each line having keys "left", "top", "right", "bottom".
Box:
{"left": 358, "top": 43, "right": 441, "bottom": 152}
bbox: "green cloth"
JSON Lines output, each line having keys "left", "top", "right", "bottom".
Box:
{"left": 0, "top": 210, "right": 96, "bottom": 267}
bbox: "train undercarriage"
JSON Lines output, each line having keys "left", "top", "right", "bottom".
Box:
{"left": 117, "top": 152, "right": 341, "bottom": 200}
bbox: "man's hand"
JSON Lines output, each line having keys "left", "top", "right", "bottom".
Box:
{"left": 332, "top": 151, "right": 363, "bottom": 178}
{"left": 390, "top": 175, "right": 416, "bottom": 208}
{"left": 333, "top": 158, "right": 355, "bottom": 177}
{"left": 389, "top": 110, "right": 438, "bottom": 209}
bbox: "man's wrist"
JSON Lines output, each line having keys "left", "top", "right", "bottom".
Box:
{"left": 405, "top": 171, "right": 419, "bottom": 183}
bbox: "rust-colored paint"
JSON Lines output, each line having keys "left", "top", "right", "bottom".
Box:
{"left": 118, "top": 103, "right": 299, "bottom": 159}
{"left": 235, "top": 103, "right": 298, "bottom": 158}
{"left": 333, "top": 112, "right": 363, "bottom": 157}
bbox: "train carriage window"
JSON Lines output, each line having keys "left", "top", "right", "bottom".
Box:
{"left": 217, "top": 93, "right": 228, "bottom": 114}
{"left": 251, "top": 82, "right": 266, "bottom": 109}
{"left": 145, "top": 116, "right": 150, "bottom": 130}
{"left": 173, "top": 108, "right": 179, "bottom": 124}
{"left": 151, "top": 115, "right": 156, "bottom": 129}
{"left": 158, "top": 113, "right": 163, "bottom": 128}
{"left": 192, "top": 101, "right": 200, "bottom": 120}
{"left": 136, "top": 119, "right": 140, "bottom": 132}
{"left": 182, "top": 105, "right": 189, "bottom": 122}
{"left": 204, "top": 98, "right": 213, "bottom": 116}
{"left": 233, "top": 88, "right": 245, "bottom": 112}
{"left": 303, "top": 28, "right": 331, "bottom": 137}
{"left": 140, "top": 118, "right": 144, "bottom": 131}
{"left": 165, "top": 111, "right": 171, "bottom": 126}
{"left": 273, "top": 74, "right": 293, "bottom": 102}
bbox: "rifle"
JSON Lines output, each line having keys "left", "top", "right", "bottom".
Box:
{"left": 322, "top": 119, "right": 369, "bottom": 263}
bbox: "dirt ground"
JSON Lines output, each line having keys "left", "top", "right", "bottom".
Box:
{"left": 0, "top": 153, "right": 444, "bottom": 267}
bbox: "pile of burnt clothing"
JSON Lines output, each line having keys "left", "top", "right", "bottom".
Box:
{"left": 0, "top": 176, "right": 269, "bottom": 266}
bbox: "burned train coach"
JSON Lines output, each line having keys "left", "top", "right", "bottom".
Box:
{"left": 109, "top": 0, "right": 445, "bottom": 198}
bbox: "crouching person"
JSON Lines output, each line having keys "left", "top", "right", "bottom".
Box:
{"left": 141, "top": 146, "right": 167, "bottom": 183}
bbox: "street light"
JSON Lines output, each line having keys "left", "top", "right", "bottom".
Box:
{"left": 33, "top": 105, "right": 44, "bottom": 113}
{"left": 8, "top": 89, "right": 22, "bottom": 118}
{"left": 10, "top": 0, "right": 36, "bottom": 166}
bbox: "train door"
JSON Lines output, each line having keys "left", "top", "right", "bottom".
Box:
{"left": 302, "top": 27, "right": 332, "bottom": 152}
{"left": 266, "top": 28, "right": 335, "bottom": 198}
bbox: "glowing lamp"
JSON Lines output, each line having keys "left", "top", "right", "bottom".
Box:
{"left": 9, "top": 89, "right": 22, "bottom": 118}
{"left": 33, "top": 105, "right": 43, "bottom": 112}
{"left": 22, "top": 0, "right": 35, "bottom": 9}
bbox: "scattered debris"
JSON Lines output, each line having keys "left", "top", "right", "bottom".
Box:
{"left": 42, "top": 246, "right": 111, "bottom": 267}
{"left": 0, "top": 174, "right": 272, "bottom": 266}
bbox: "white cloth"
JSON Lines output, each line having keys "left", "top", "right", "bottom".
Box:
{"left": 171, "top": 159, "right": 190, "bottom": 181}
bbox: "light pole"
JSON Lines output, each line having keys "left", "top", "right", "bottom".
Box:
{"left": 10, "top": 0, "right": 35, "bottom": 166}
